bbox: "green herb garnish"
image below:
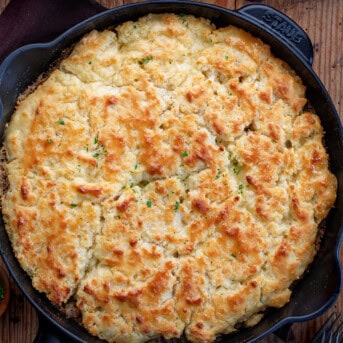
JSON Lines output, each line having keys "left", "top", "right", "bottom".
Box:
{"left": 181, "top": 151, "right": 188, "bottom": 158}
{"left": 233, "top": 161, "right": 240, "bottom": 175}
{"left": 238, "top": 183, "right": 243, "bottom": 195}
{"left": 216, "top": 168, "right": 221, "bottom": 179}
{"left": 70, "top": 203, "right": 77, "bottom": 208}
{"left": 174, "top": 201, "right": 180, "bottom": 211}
{"left": 100, "top": 145, "right": 108, "bottom": 154}
{"left": 231, "top": 253, "right": 236, "bottom": 258}
{"left": 146, "top": 199, "right": 152, "bottom": 208}
{"left": 93, "top": 152, "right": 100, "bottom": 158}
{"left": 56, "top": 119, "right": 65, "bottom": 125}
{"left": 46, "top": 139, "right": 52, "bottom": 143}
{"left": 94, "top": 136, "right": 98, "bottom": 144}
{"left": 138, "top": 55, "right": 153, "bottom": 65}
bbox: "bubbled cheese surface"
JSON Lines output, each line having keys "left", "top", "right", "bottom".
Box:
{"left": 2, "top": 13, "right": 337, "bottom": 343}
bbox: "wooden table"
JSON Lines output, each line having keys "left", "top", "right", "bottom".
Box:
{"left": 0, "top": 0, "right": 342, "bottom": 342}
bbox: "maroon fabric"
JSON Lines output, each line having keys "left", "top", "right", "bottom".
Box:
{"left": 0, "top": 0, "right": 106, "bottom": 63}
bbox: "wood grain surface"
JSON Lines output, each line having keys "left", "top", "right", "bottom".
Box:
{"left": 0, "top": 1, "right": 342, "bottom": 342}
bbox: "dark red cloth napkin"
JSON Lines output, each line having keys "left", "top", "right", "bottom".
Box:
{"left": 0, "top": 0, "right": 107, "bottom": 63}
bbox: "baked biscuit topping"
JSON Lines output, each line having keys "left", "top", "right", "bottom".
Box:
{"left": 2, "top": 13, "right": 337, "bottom": 342}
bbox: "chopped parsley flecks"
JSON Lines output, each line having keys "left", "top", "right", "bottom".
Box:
{"left": 46, "top": 139, "right": 52, "bottom": 143}
{"left": 100, "top": 145, "right": 108, "bottom": 154}
{"left": 56, "top": 119, "right": 65, "bottom": 125}
{"left": 225, "top": 55, "right": 229, "bottom": 60}
{"left": 238, "top": 183, "right": 243, "bottom": 195}
{"left": 181, "top": 151, "right": 188, "bottom": 158}
{"left": 70, "top": 203, "right": 77, "bottom": 208}
{"left": 130, "top": 182, "right": 134, "bottom": 188}
{"left": 231, "top": 253, "right": 237, "bottom": 258}
{"left": 138, "top": 56, "right": 153, "bottom": 65}
{"left": 91, "top": 138, "right": 107, "bottom": 163}
{"left": 174, "top": 201, "right": 180, "bottom": 211}
{"left": 88, "top": 61, "right": 92, "bottom": 65}
{"left": 233, "top": 161, "right": 240, "bottom": 175}
{"left": 228, "top": 151, "right": 233, "bottom": 159}
{"left": 216, "top": 168, "right": 221, "bottom": 179}
{"left": 134, "top": 164, "right": 138, "bottom": 170}
{"left": 146, "top": 199, "right": 152, "bottom": 208}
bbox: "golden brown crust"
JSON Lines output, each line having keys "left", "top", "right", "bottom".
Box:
{"left": 1, "top": 13, "right": 337, "bottom": 343}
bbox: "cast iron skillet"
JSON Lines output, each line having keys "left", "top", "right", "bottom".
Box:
{"left": 0, "top": 1, "right": 342, "bottom": 342}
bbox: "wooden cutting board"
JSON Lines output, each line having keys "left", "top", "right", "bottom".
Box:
{"left": 0, "top": 1, "right": 342, "bottom": 342}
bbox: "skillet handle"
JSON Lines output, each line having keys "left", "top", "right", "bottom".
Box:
{"left": 33, "top": 315, "right": 71, "bottom": 343}
{"left": 237, "top": 4, "right": 314, "bottom": 65}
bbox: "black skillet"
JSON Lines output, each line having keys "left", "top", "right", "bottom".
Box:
{"left": 0, "top": 1, "right": 342, "bottom": 342}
